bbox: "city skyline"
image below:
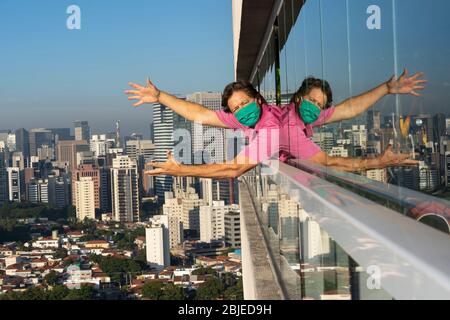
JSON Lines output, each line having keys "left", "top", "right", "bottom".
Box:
{"left": 0, "top": 0, "right": 234, "bottom": 136}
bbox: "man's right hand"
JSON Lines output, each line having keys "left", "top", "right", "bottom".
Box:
{"left": 125, "top": 78, "right": 161, "bottom": 107}
{"left": 377, "top": 145, "right": 419, "bottom": 168}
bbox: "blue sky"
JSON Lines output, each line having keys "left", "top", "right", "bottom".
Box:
{"left": 0, "top": 0, "right": 234, "bottom": 137}
{"left": 0, "top": 0, "right": 449, "bottom": 139}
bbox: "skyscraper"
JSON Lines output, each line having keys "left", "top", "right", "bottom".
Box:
{"left": 75, "top": 177, "right": 96, "bottom": 221}
{"left": 14, "top": 128, "right": 30, "bottom": 162}
{"left": 153, "top": 103, "right": 175, "bottom": 203}
{"left": 187, "top": 92, "right": 225, "bottom": 164}
{"left": 74, "top": 121, "right": 91, "bottom": 142}
{"left": 111, "top": 155, "right": 140, "bottom": 222}
{"left": 7, "top": 167, "right": 21, "bottom": 202}
{"left": 367, "top": 110, "right": 381, "bottom": 133}
{"left": 199, "top": 200, "right": 240, "bottom": 245}
{"left": 125, "top": 139, "right": 155, "bottom": 163}
{"left": 145, "top": 215, "right": 170, "bottom": 270}
{"left": 72, "top": 164, "right": 101, "bottom": 210}
{"left": 48, "top": 128, "right": 72, "bottom": 141}
{"left": 0, "top": 151, "right": 8, "bottom": 204}
{"left": 433, "top": 113, "right": 447, "bottom": 146}
{"left": 29, "top": 129, "right": 54, "bottom": 157}
{"left": 56, "top": 140, "right": 90, "bottom": 171}
{"left": 149, "top": 122, "right": 155, "bottom": 143}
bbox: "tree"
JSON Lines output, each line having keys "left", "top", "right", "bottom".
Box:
{"left": 161, "top": 283, "right": 185, "bottom": 300}
{"left": 224, "top": 278, "right": 244, "bottom": 300}
{"left": 192, "top": 267, "right": 215, "bottom": 276}
{"left": 196, "top": 278, "right": 224, "bottom": 300}
{"left": 63, "top": 285, "right": 96, "bottom": 300}
{"left": 54, "top": 248, "right": 68, "bottom": 260}
{"left": 44, "top": 271, "right": 60, "bottom": 286}
{"left": 47, "top": 285, "right": 70, "bottom": 300}
{"left": 142, "top": 281, "right": 164, "bottom": 300}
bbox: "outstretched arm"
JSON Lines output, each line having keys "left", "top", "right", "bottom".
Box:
{"left": 125, "top": 79, "right": 228, "bottom": 128}
{"left": 309, "top": 146, "right": 419, "bottom": 172}
{"left": 145, "top": 151, "right": 257, "bottom": 179}
{"left": 325, "top": 69, "right": 427, "bottom": 124}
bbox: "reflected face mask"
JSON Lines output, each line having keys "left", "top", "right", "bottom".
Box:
{"left": 235, "top": 101, "right": 261, "bottom": 127}
{"left": 299, "top": 99, "right": 321, "bottom": 124}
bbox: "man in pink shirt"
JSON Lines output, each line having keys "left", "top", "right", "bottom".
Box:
{"left": 125, "top": 70, "right": 424, "bottom": 178}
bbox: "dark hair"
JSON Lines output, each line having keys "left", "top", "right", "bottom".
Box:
{"left": 221, "top": 80, "right": 267, "bottom": 113}
{"left": 290, "top": 77, "right": 333, "bottom": 108}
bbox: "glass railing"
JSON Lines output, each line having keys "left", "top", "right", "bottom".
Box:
{"left": 240, "top": 161, "right": 450, "bottom": 300}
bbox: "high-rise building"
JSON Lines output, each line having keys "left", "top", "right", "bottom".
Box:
{"left": 187, "top": 92, "right": 225, "bottom": 164}
{"left": 125, "top": 139, "right": 155, "bottom": 163}
{"left": 75, "top": 177, "right": 96, "bottom": 221}
{"left": 445, "top": 152, "right": 450, "bottom": 189}
{"left": 162, "top": 188, "right": 204, "bottom": 239}
{"left": 419, "top": 161, "right": 439, "bottom": 191}
{"left": 76, "top": 151, "right": 95, "bottom": 167}
{"left": 149, "top": 122, "right": 154, "bottom": 143}
{"left": 72, "top": 164, "right": 101, "bottom": 210}
{"left": 0, "top": 151, "right": 8, "bottom": 204}
{"left": 367, "top": 110, "right": 381, "bottom": 133}
{"left": 90, "top": 134, "right": 115, "bottom": 157}
{"left": 200, "top": 201, "right": 240, "bottom": 247}
{"left": 153, "top": 103, "right": 175, "bottom": 203}
{"left": 26, "top": 177, "right": 69, "bottom": 208}
{"left": 365, "top": 169, "right": 388, "bottom": 183}
{"left": 351, "top": 125, "right": 368, "bottom": 150}
{"left": 11, "top": 152, "right": 25, "bottom": 170}
{"left": 146, "top": 215, "right": 170, "bottom": 270}
{"left": 56, "top": 140, "right": 90, "bottom": 171}
{"left": 48, "top": 128, "right": 72, "bottom": 142}
{"left": 115, "top": 120, "right": 121, "bottom": 148}
{"left": 162, "top": 192, "right": 184, "bottom": 248}
{"left": 179, "top": 188, "right": 204, "bottom": 238}
{"left": 74, "top": 121, "right": 91, "bottom": 142}
{"left": 329, "top": 146, "right": 349, "bottom": 157}
{"left": 111, "top": 155, "right": 140, "bottom": 222}
{"left": 6, "top": 133, "right": 16, "bottom": 152}
{"left": 446, "top": 118, "right": 450, "bottom": 134}
{"left": 312, "top": 132, "right": 334, "bottom": 153}
{"left": 433, "top": 113, "right": 447, "bottom": 146}
{"left": 7, "top": 167, "right": 22, "bottom": 202}
{"left": 391, "top": 167, "right": 420, "bottom": 191}
{"left": 224, "top": 210, "right": 241, "bottom": 248}
{"left": 14, "top": 128, "right": 30, "bottom": 162}
{"left": 200, "top": 178, "right": 232, "bottom": 205}
{"left": 29, "top": 129, "right": 54, "bottom": 157}
{"left": 51, "top": 176, "right": 70, "bottom": 208}
{"left": 37, "top": 145, "right": 54, "bottom": 161}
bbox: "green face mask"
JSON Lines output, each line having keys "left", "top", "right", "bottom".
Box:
{"left": 299, "top": 99, "right": 321, "bottom": 124}
{"left": 235, "top": 101, "right": 261, "bottom": 127}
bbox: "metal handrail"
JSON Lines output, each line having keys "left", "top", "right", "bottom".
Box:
{"left": 288, "top": 159, "right": 450, "bottom": 232}
{"left": 258, "top": 161, "right": 450, "bottom": 300}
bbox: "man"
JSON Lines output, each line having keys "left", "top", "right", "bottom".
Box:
{"left": 125, "top": 69, "right": 424, "bottom": 178}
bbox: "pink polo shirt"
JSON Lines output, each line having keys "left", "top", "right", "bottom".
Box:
{"left": 215, "top": 103, "right": 335, "bottom": 163}
{"left": 278, "top": 103, "right": 335, "bottom": 161}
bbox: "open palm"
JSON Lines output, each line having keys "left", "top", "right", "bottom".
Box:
{"left": 379, "top": 145, "right": 418, "bottom": 167}
{"left": 387, "top": 68, "right": 427, "bottom": 97}
{"left": 145, "top": 151, "right": 182, "bottom": 176}
{"left": 125, "top": 78, "right": 161, "bottom": 107}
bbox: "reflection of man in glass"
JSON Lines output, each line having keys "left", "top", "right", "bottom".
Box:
{"left": 284, "top": 69, "right": 426, "bottom": 171}
{"left": 126, "top": 69, "right": 424, "bottom": 178}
